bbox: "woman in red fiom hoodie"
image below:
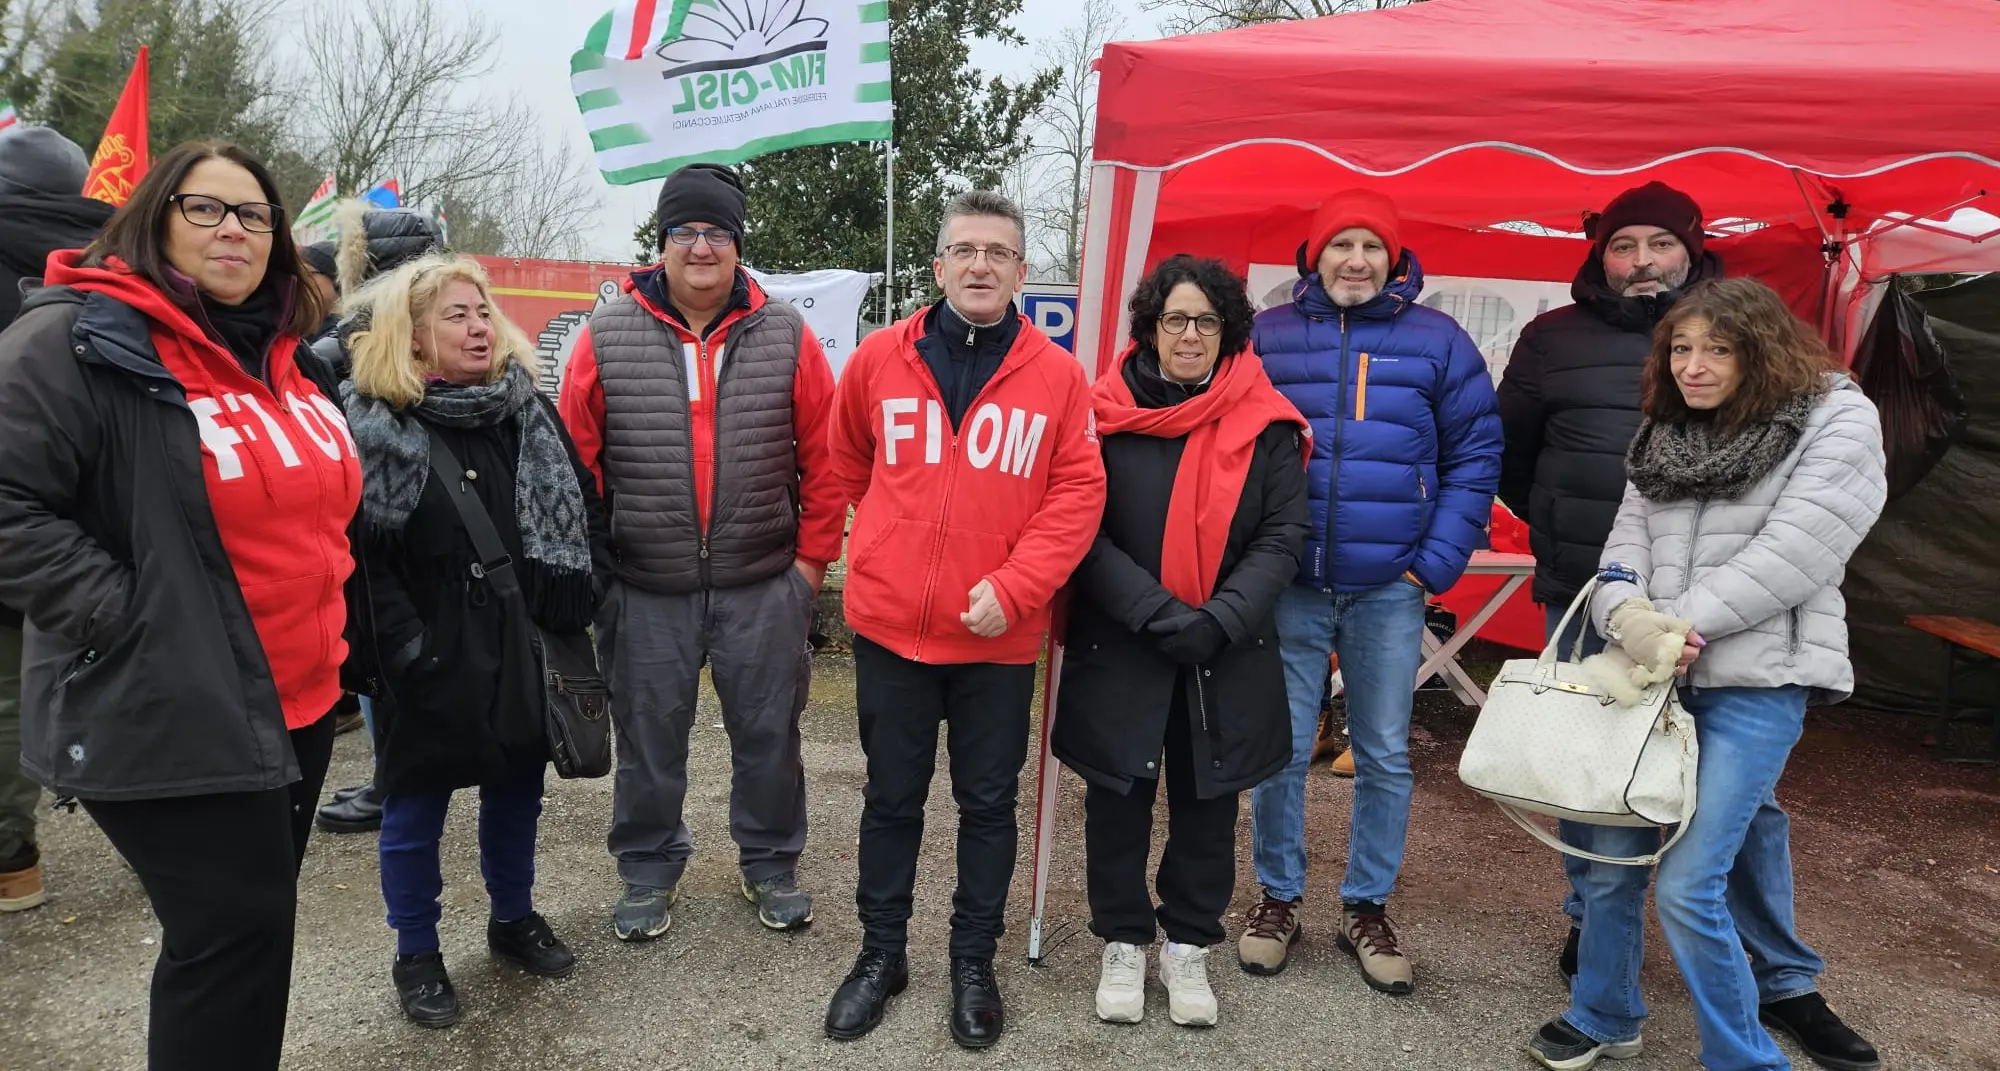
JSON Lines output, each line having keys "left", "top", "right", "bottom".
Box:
{"left": 0, "top": 143, "right": 358, "bottom": 1071}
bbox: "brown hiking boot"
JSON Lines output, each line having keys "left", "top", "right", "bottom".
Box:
{"left": 1236, "top": 893, "right": 1302, "bottom": 976}
{"left": 1339, "top": 906, "right": 1413, "bottom": 994}
{"left": 0, "top": 861, "right": 47, "bottom": 913}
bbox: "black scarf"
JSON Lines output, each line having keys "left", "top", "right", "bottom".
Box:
{"left": 199, "top": 281, "right": 286, "bottom": 381}
{"left": 1625, "top": 388, "right": 1821, "bottom": 502}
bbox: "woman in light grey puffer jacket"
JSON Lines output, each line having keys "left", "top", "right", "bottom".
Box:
{"left": 1527, "top": 279, "right": 1888, "bottom": 1071}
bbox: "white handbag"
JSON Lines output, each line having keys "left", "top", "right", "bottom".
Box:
{"left": 1456, "top": 579, "right": 1699, "bottom": 866}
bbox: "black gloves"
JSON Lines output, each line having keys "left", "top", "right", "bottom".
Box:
{"left": 1146, "top": 608, "right": 1228, "bottom": 665}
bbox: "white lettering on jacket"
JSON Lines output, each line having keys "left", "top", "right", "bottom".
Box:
{"left": 189, "top": 391, "right": 356, "bottom": 481}
{"left": 878, "top": 398, "right": 1049, "bottom": 479}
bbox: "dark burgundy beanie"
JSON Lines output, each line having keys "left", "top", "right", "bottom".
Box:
{"left": 1591, "top": 181, "right": 1705, "bottom": 260}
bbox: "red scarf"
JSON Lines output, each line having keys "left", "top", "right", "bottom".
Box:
{"left": 1091, "top": 344, "right": 1310, "bottom": 605}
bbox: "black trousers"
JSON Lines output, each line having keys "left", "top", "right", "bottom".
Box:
{"left": 1084, "top": 682, "right": 1239, "bottom": 948}
{"left": 852, "top": 635, "right": 1034, "bottom": 960}
{"left": 82, "top": 713, "right": 335, "bottom": 1071}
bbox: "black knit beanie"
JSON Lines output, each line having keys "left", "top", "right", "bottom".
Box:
{"left": 655, "top": 163, "right": 746, "bottom": 251}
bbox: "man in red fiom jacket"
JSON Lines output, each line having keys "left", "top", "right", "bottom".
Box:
{"left": 821, "top": 190, "right": 1105, "bottom": 1049}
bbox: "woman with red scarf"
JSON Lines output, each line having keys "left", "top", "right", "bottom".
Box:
{"left": 1052, "top": 254, "right": 1309, "bottom": 1029}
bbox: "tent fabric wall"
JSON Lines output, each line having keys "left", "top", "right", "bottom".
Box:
{"left": 1844, "top": 275, "right": 2000, "bottom": 715}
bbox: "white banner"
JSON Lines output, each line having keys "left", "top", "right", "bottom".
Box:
{"left": 746, "top": 266, "right": 874, "bottom": 378}
{"left": 571, "top": 0, "right": 894, "bottom": 186}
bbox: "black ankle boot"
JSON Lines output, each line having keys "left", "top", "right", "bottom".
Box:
{"left": 316, "top": 782, "right": 383, "bottom": 834}
{"left": 392, "top": 952, "right": 459, "bottom": 1029}
{"left": 949, "top": 957, "right": 1004, "bottom": 1049}
{"left": 1760, "top": 993, "right": 1880, "bottom": 1071}
{"left": 488, "top": 912, "right": 576, "bottom": 978}
{"left": 824, "top": 948, "right": 908, "bottom": 1040}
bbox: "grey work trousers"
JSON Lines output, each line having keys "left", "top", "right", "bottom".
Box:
{"left": 601, "top": 569, "right": 814, "bottom": 888}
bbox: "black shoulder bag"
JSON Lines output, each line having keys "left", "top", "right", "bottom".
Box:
{"left": 425, "top": 427, "right": 612, "bottom": 779}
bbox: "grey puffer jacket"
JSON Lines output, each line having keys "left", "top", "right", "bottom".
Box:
{"left": 1591, "top": 375, "right": 1887, "bottom": 703}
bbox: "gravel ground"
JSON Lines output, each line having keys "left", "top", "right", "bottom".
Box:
{"left": 4, "top": 651, "right": 1998, "bottom": 1071}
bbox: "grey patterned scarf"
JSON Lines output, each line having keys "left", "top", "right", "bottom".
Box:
{"left": 1625, "top": 389, "right": 1820, "bottom": 502}
{"left": 340, "top": 362, "right": 590, "bottom": 574}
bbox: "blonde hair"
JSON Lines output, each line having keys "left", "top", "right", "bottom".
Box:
{"left": 345, "top": 254, "right": 539, "bottom": 408}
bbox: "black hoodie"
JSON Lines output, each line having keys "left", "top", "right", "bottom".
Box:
{"left": 0, "top": 191, "right": 115, "bottom": 329}
{"left": 1494, "top": 249, "right": 1724, "bottom": 606}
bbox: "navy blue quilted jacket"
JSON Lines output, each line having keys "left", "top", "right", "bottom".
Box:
{"left": 1253, "top": 251, "right": 1502, "bottom": 593}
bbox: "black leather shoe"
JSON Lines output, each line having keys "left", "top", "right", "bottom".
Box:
{"left": 950, "top": 957, "right": 1004, "bottom": 1049}
{"left": 392, "top": 952, "right": 459, "bottom": 1029}
{"left": 1760, "top": 992, "right": 1881, "bottom": 1071}
{"left": 824, "top": 948, "right": 908, "bottom": 1040}
{"left": 488, "top": 912, "right": 576, "bottom": 978}
{"left": 330, "top": 783, "right": 368, "bottom": 803}
{"left": 316, "top": 783, "right": 383, "bottom": 834}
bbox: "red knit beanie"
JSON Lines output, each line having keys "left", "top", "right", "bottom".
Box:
{"left": 1307, "top": 189, "right": 1402, "bottom": 270}
{"left": 1590, "top": 181, "right": 1706, "bottom": 260}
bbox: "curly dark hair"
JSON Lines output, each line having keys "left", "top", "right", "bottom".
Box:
{"left": 1127, "top": 253, "right": 1256, "bottom": 361}
{"left": 1643, "top": 277, "right": 1842, "bottom": 433}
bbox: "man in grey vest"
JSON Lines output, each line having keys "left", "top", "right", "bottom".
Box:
{"left": 557, "top": 163, "right": 844, "bottom": 940}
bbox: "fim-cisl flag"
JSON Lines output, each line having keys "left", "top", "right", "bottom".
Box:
{"left": 570, "top": 0, "right": 892, "bottom": 185}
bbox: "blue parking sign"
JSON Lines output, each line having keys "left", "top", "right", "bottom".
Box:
{"left": 1021, "top": 284, "right": 1080, "bottom": 352}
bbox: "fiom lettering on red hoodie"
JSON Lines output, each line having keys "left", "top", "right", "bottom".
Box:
{"left": 830, "top": 308, "right": 1106, "bottom": 665}
{"left": 46, "top": 252, "right": 361, "bottom": 730}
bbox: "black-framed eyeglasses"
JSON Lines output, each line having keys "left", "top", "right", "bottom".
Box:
{"left": 168, "top": 194, "right": 280, "bottom": 233}
{"left": 939, "top": 243, "right": 1022, "bottom": 268}
{"left": 665, "top": 226, "right": 737, "bottom": 247}
{"left": 1159, "top": 311, "right": 1223, "bottom": 337}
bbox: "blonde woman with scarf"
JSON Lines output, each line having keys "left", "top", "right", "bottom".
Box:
{"left": 1053, "top": 254, "right": 1310, "bottom": 1029}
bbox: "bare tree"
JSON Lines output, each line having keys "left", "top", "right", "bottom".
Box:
{"left": 284, "top": 0, "right": 599, "bottom": 257}
{"left": 1149, "top": 0, "right": 1426, "bottom": 35}
{"left": 492, "top": 136, "right": 602, "bottom": 260}
{"left": 1020, "top": 0, "right": 1123, "bottom": 283}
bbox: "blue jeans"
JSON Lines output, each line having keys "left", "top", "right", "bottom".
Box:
{"left": 379, "top": 766, "right": 546, "bottom": 956}
{"left": 1546, "top": 603, "right": 1610, "bottom": 924}
{"left": 1250, "top": 580, "right": 1426, "bottom": 904}
{"left": 1565, "top": 686, "right": 1824, "bottom": 1071}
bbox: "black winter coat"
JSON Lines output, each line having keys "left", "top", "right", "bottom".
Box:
{"left": 1496, "top": 251, "right": 1722, "bottom": 606}
{"left": 0, "top": 289, "right": 301, "bottom": 800}
{"left": 1052, "top": 355, "right": 1309, "bottom": 800}
{"left": 364, "top": 394, "right": 612, "bottom": 794}
{"left": 0, "top": 191, "right": 114, "bottom": 330}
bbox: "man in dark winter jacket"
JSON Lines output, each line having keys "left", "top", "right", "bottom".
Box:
{"left": 1498, "top": 184, "right": 1881, "bottom": 1071}
{"left": 1241, "top": 189, "right": 1501, "bottom": 993}
{"left": 1498, "top": 181, "right": 1722, "bottom": 628}
{"left": 0, "top": 124, "right": 114, "bottom": 914}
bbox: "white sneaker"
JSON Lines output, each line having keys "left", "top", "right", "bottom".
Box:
{"left": 1096, "top": 942, "right": 1146, "bottom": 1023}
{"left": 1159, "top": 942, "right": 1218, "bottom": 1027}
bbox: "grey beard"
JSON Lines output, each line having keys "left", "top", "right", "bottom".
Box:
{"left": 1613, "top": 263, "right": 1691, "bottom": 296}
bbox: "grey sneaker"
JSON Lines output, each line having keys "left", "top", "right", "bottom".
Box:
{"left": 613, "top": 884, "right": 677, "bottom": 942}
{"left": 742, "top": 874, "right": 813, "bottom": 931}
{"left": 1527, "top": 1018, "right": 1643, "bottom": 1070}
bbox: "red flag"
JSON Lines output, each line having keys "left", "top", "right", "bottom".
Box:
{"left": 83, "top": 46, "right": 150, "bottom": 207}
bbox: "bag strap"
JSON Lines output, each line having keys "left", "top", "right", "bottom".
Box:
{"left": 1539, "top": 577, "right": 1600, "bottom": 669}
{"left": 425, "top": 427, "right": 527, "bottom": 607}
{"left": 1493, "top": 712, "right": 1701, "bottom": 867}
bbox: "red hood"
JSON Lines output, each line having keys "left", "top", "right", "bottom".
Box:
{"left": 44, "top": 250, "right": 210, "bottom": 340}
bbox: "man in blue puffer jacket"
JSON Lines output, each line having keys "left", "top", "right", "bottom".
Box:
{"left": 1238, "top": 189, "right": 1500, "bottom": 994}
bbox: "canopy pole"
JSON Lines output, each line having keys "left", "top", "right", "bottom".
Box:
{"left": 885, "top": 139, "right": 896, "bottom": 321}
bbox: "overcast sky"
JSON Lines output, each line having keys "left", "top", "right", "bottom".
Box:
{"left": 469, "top": 0, "right": 1160, "bottom": 261}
